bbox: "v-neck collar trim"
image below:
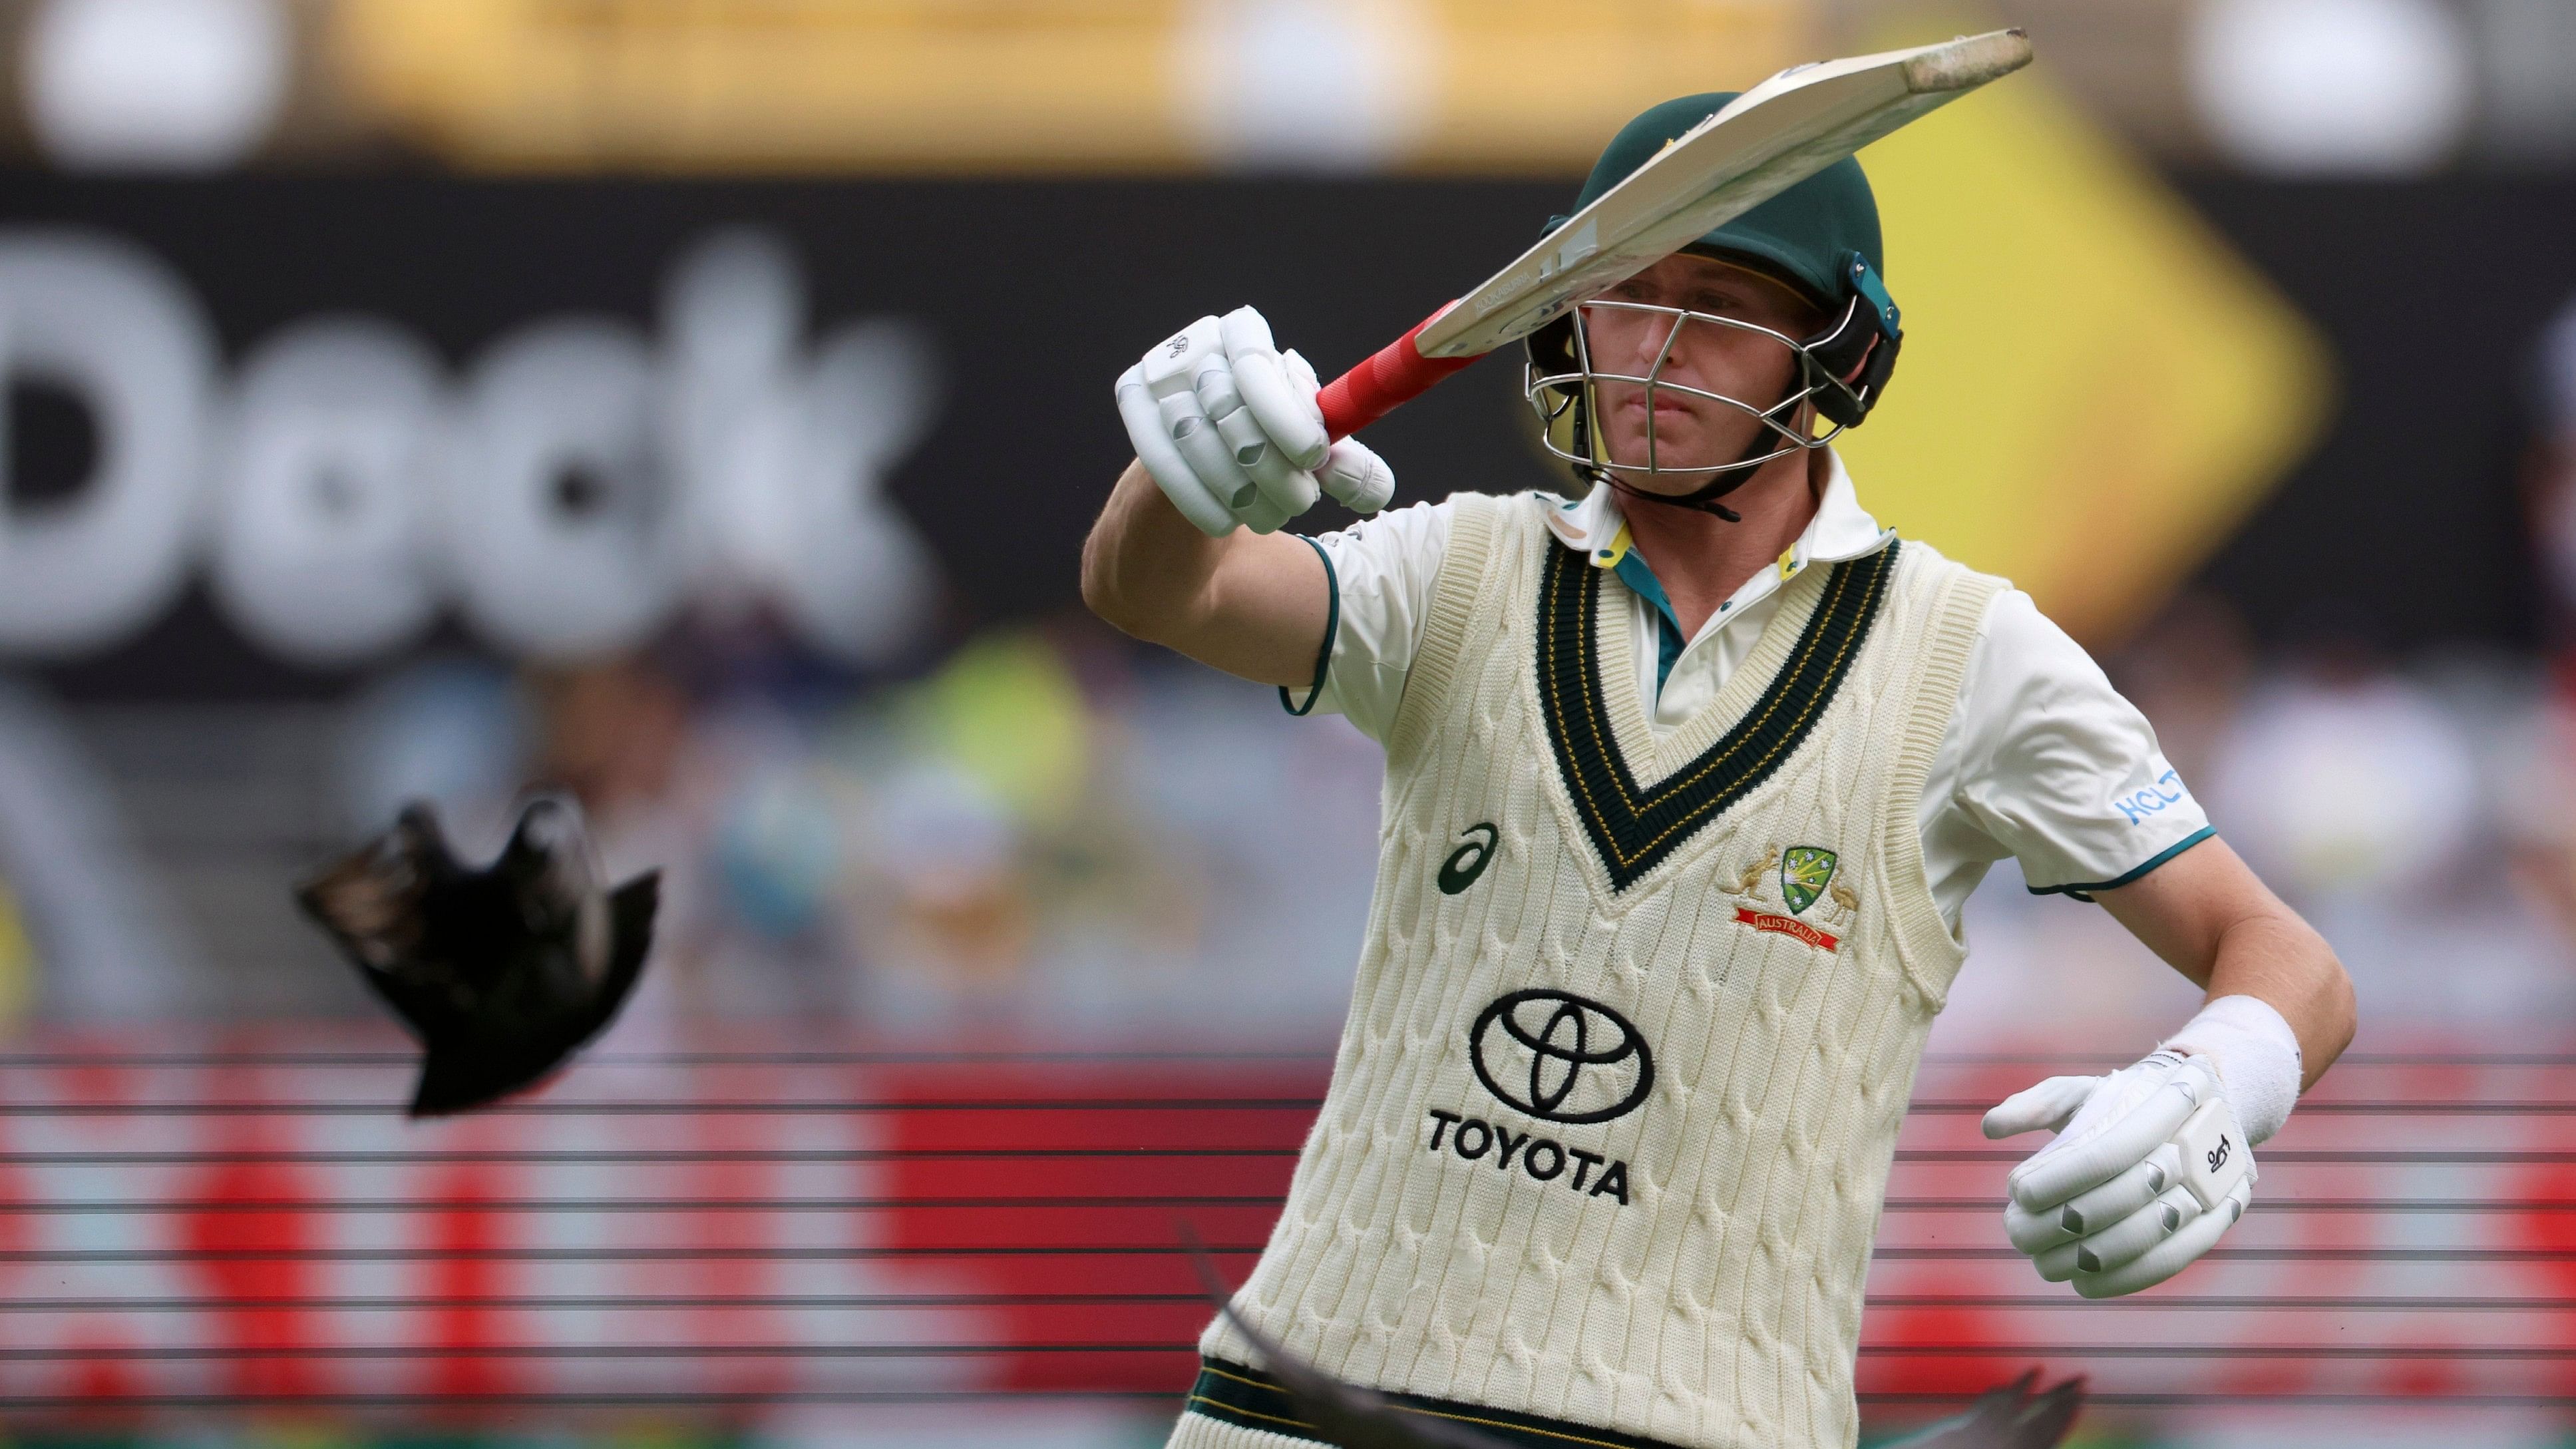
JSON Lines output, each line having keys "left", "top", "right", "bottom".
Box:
{"left": 1535, "top": 534, "right": 1904, "bottom": 893}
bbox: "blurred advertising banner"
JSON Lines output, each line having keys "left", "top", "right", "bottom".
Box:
{"left": 0, "top": 1032, "right": 2563, "bottom": 1436}
{"left": 0, "top": 144, "right": 2343, "bottom": 680}
{"left": 0, "top": 175, "right": 1574, "bottom": 678}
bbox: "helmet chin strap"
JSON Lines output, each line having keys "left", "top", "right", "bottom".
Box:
{"left": 1594, "top": 397, "right": 1809, "bottom": 524}
{"left": 1598, "top": 437, "right": 1767, "bottom": 522}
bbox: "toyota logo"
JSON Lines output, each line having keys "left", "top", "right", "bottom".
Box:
{"left": 1467, "top": 989, "right": 1654, "bottom": 1126}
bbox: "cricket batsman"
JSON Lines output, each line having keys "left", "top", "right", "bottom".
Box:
{"left": 1082, "top": 93, "right": 2357, "bottom": 1449}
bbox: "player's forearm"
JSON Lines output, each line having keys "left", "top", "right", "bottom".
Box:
{"left": 2198, "top": 910, "right": 2354, "bottom": 1092}
{"left": 1080, "top": 457, "right": 1232, "bottom": 645}
{"left": 2096, "top": 839, "right": 2354, "bottom": 1092}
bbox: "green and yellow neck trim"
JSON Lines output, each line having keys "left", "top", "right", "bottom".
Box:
{"left": 1538, "top": 536, "right": 1900, "bottom": 891}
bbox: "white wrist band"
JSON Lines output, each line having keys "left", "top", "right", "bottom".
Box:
{"left": 2161, "top": 994, "right": 2302, "bottom": 1147}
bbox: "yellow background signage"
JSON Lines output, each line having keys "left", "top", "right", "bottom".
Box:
{"left": 1834, "top": 28, "right": 2329, "bottom": 643}
{"left": 327, "top": 0, "right": 1806, "bottom": 172}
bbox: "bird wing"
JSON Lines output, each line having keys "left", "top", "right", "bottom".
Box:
{"left": 293, "top": 807, "right": 459, "bottom": 1037}
{"left": 498, "top": 793, "right": 611, "bottom": 968}
{"left": 1879, "top": 1371, "right": 2086, "bottom": 1449}
{"left": 1182, "top": 1232, "right": 1509, "bottom": 1449}
{"left": 578, "top": 871, "right": 659, "bottom": 1039}
{"left": 1210, "top": 1299, "right": 1515, "bottom": 1449}
{"left": 297, "top": 799, "right": 451, "bottom": 969}
{"left": 294, "top": 809, "right": 445, "bottom": 969}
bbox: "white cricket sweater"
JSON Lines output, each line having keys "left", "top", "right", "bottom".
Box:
{"left": 1173, "top": 491, "right": 2003, "bottom": 1449}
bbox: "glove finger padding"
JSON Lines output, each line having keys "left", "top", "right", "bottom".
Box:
{"left": 1982, "top": 1074, "right": 2103, "bottom": 1139}
{"left": 1162, "top": 381, "right": 1262, "bottom": 515}
{"left": 1117, "top": 363, "right": 1235, "bottom": 537}
{"left": 2036, "top": 1182, "right": 2203, "bottom": 1281}
{"left": 2061, "top": 1142, "right": 2186, "bottom": 1235}
{"left": 1284, "top": 345, "right": 1395, "bottom": 515}
{"left": 1220, "top": 414, "right": 1322, "bottom": 515}
{"left": 1226, "top": 308, "right": 1330, "bottom": 471}
{"left": 2002, "top": 1198, "right": 2074, "bottom": 1257}
{"left": 1196, "top": 350, "right": 1321, "bottom": 517}
{"left": 1318, "top": 439, "right": 1396, "bottom": 514}
{"left": 2008, "top": 1052, "right": 2214, "bottom": 1212}
{"left": 2003, "top": 1144, "right": 2182, "bottom": 1255}
{"left": 2074, "top": 1173, "right": 2253, "bottom": 1299}
{"left": 1135, "top": 313, "right": 1280, "bottom": 530}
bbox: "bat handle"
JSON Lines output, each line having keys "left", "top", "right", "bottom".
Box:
{"left": 1316, "top": 304, "right": 1482, "bottom": 441}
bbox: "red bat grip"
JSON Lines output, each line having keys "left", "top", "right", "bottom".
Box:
{"left": 1316, "top": 306, "right": 1482, "bottom": 441}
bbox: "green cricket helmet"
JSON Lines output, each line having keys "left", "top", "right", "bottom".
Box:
{"left": 1527, "top": 91, "right": 1905, "bottom": 512}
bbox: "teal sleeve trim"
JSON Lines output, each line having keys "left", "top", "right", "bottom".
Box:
{"left": 1279, "top": 534, "right": 1339, "bottom": 718}
{"left": 2028, "top": 826, "right": 2217, "bottom": 903}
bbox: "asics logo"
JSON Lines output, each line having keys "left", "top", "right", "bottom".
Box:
{"left": 1437, "top": 823, "right": 1499, "bottom": 895}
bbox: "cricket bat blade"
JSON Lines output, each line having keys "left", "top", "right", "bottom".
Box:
{"left": 1315, "top": 28, "right": 2031, "bottom": 441}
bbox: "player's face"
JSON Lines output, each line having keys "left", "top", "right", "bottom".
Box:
{"left": 1578, "top": 253, "right": 1823, "bottom": 487}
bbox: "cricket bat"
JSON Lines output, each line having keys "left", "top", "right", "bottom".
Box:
{"left": 1314, "top": 28, "right": 2034, "bottom": 441}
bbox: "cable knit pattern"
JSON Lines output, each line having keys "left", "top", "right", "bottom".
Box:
{"left": 1173, "top": 492, "right": 2003, "bottom": 1449}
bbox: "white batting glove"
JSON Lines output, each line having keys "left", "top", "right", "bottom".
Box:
{"left": 1114, "top": 307, "right": 1395, "bottom": 537}
{"left": 1983, "top": 1052, "right": 2253, "bottom": 1297}
{"left": 1982, "top": 997, "right": 2302, "bottom": 1299}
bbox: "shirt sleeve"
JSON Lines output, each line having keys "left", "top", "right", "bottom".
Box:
{"left": 1936, "top": 589, "right": 2215, "bottom": 900}
{"left": 1282, "top": 499, "right": 1453, "bottom": 743}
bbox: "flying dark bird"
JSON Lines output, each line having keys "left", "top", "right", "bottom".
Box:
{"left": 1879, "top": 1371, "right": 2084, "bottom": 1449}
{"left": 1186, "top": 1232, "right": 2080, "bottom": 1449}
{"left": 295, "top": 794, "right": 659, "bottom": 1118}
{"left": 1180, "top": 1229, "right": 1502, "bottom": 1449}
{"left": 1208, "top": 1292, "right": 1510, "bottom": 1449}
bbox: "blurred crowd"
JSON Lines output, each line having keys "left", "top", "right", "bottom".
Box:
{"left": 11, "top": 616, "right": 1393, "bottom": 1037}
{"left": 319, "top": 611, "right": 1391, "bottom": 1039}
{"left": 0, "top": 558, "right": 2573, "bottom": 1047}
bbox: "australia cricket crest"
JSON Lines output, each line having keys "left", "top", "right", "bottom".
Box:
{"left": 1722, "top": 843, "right": 1858, "bottom": 953}
{"left": 1780, "top": 846, "right": 1837, "bottom": 915}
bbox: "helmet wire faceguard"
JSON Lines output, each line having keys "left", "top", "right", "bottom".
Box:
{"left": 1524, "top": 264, "right": 1902, "bottom": 521}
